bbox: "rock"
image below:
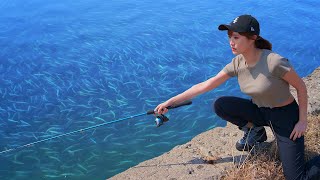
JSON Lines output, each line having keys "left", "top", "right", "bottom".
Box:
{"left": 291, "top": 67, "right": 320, "bottom": 115}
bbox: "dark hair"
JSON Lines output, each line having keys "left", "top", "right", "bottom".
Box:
{"left": 239, "top": 32, "right": 272, "bottom": 50}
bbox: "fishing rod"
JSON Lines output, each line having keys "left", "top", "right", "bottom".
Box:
{"left": 0, "top": 100, "right": 192, "bottom": 154}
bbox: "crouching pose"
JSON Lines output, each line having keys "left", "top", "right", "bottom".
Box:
{"left": 155, "top": 15, "right": 320, "bottom": 180}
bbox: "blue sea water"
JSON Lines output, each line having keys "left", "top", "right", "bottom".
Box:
{"left": 0, "top": 0, "right": 319, "bottom": 179}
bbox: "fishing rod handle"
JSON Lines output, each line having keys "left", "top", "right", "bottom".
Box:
{"left": 146, "top": 100, "right": 192, "bottom": 115}
{"left": 167, "top": 100, "right": 192, "bottom": 109}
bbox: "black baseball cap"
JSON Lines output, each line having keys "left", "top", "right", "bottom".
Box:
{"left": 218, "top": 15, "right": 260, "bottom": 35}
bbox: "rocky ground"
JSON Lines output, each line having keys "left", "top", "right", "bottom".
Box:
{"left": 110, "top": 67, "right": 320, "bottom": 180}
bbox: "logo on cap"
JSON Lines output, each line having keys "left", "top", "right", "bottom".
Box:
{"left": 232, "top": 17, "right": 239, "bottom": 24}
{"left": 251, "top": 27, "right": 255, "bottom": 31}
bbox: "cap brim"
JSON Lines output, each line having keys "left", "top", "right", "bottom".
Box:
{"left": 218, "top": 24, "right": 234, "bottom": 31}
{"left": 218, "top": 24, "right": 235, "bottom": 31}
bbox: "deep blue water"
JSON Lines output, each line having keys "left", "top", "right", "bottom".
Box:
{"left": 0, "top": 0, "right": 319, "bottom": 179}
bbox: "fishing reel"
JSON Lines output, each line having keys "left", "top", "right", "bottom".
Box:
{"left": 155, "top": 114, "right": 169, "bottom": 127}
{"left": 146, "top": 100, "right": 192, "bottom": 128}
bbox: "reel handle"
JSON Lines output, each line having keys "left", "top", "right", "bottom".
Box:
{"left": 146, "top": 100, "right": 192, "bottom": 115}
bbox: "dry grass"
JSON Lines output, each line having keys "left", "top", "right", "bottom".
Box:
{"left": 305, "top": 115, "right": 320, "bottom": 160}
{"left": 222, "top": 115, "right": 320, "bottom": 180}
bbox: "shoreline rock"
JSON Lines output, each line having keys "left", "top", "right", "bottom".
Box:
{"left": 110, "top": 67, "right": 320, "bottom": 180}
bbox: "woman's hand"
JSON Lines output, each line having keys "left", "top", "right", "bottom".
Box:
{"left": 290, "top": 120, "right": 308, "bottom": 141}
{"left": 154, "top": 101, "right": 171, "bottom": 115}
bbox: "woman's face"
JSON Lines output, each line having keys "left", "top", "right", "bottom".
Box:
{"left": 228, "top": 31, "right": 255, "bottom": 55}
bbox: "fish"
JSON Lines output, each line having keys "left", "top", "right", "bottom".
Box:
{"left": 94, "top": 117, "right": 106, "bottom": 122}
{"left": 77, "top": 163, "right": 88, "bottom": 172}
{"left": 48, "top": 155, "right": 61, "bottom": 162}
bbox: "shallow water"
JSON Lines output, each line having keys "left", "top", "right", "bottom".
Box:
{"left": 0, "top": 0, "right": 319, "bottom": 179}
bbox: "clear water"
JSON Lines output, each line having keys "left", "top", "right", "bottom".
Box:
{"left": 0, "top": 0, "right": 319, "bottom": 179}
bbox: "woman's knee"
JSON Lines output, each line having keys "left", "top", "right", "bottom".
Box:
{"left": 213, "top": 96, "right": 233, "bottom": 116}
{"left": 276, "top": 134, "right": 305, "bottom": 180}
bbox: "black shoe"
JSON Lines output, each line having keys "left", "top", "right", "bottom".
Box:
{"left": 305, "top": 156, "right": 320, "bottom": 180}
{"left": 236, "top": 126, "right": 267, "bottom": 151}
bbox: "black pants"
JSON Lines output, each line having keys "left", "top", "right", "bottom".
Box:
{"left": 213, "top": 96, "right": 306, "bottom": 180}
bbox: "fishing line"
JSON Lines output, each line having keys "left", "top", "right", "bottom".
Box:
{"left": 0, "top": 100, "right": 192, "bottom": 154}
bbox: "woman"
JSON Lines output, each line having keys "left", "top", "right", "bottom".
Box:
{"left": 154, "top": 15, "right": 319, "bottom": 180}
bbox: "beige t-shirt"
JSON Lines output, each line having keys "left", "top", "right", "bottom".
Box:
{"left": 223, "top": 49, "right": 292, "bottom": 108}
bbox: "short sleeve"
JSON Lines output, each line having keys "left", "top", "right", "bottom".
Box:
{"left": 222, "top": 57, "right": 238, "bottom": 77}
{"left": 271, "top": 58, "right": 292, "bottom": 77}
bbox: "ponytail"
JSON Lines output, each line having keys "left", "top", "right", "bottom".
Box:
{"left": 255, "top": 36, "right": 272, "bottom": 50}
{"left": 239, "top": 32, "right": 272, "bottom": 50}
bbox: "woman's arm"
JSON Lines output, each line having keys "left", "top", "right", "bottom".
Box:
{"left": 154, "top": 70, "right": 231, "bottom": 114}
{"left": 282, "top": 68, "right": 308, "bottom": 141}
